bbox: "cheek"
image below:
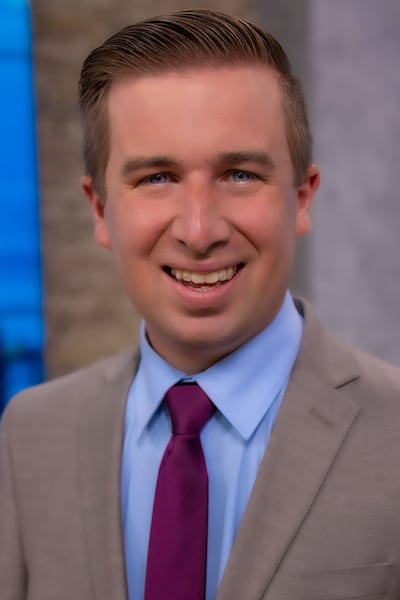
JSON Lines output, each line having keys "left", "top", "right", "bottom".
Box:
{"left": 106, "top": 206, "right": 167, "bottom": 261}
{"left": 238, "top": 200, "right": 296, "bottom": 249}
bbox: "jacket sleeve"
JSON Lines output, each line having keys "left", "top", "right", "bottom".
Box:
{"left": 0, "top": 406, "right": 27, "bottom": 600}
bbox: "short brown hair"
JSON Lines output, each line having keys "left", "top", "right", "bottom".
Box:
{"left": 79, "top": 9, "right": 312, "bottom": 197}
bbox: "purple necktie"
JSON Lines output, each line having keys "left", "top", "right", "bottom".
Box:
{"left": 144, "top": 383, "right": 214, "bottom": 600}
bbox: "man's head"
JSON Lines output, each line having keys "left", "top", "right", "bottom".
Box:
{"left": 80, "top": 10, "right": 320, "bottom": 373}
{"left": 79, "top": 9, "right": 312, "bottom": 198}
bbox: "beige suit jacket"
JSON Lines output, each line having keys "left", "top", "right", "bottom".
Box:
{"left": 1, "top": 300, "right": 400, "bottom": 600}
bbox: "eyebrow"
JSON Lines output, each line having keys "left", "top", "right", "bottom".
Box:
{"left": 120, "top": 151, "right": 276, "bottom": 179}
{"left": 215, "top": 151, "right": 276, "bottom": 171}
{"left": 121, "top": 156, "right": 180, "bottom": 179}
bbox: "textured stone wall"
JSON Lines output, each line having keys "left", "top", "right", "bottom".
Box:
{"left": 32, "top": 0, "right": 255, "bottom": 377}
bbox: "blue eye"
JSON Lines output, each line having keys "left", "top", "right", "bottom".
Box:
{"left": 144, "top": 172, "right": 170, "bottom": 185}
{"left": 229, "top": 170, "right": 255, "bottom": 183}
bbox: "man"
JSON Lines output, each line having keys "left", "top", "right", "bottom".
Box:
{"left": 1, "top": 9, "right": 400, "bottom": 600}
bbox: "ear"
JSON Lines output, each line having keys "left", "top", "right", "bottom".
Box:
{"left": 81, "top": 175, "right": 111, "bottom": 250}
{"left": 295, "top": 164, "right": 320, "bottom": 238}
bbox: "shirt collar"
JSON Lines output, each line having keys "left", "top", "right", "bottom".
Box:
{"left": 132, "top": 291, "right": 303, "bottom": 441}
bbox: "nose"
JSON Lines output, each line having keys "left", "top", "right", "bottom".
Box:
{"left": 170, "top": 182, "right": 230, "bottom": 255}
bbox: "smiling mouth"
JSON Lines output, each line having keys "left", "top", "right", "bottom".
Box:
{"left": 163, "top": 264, "right": 244, "bottom": 289}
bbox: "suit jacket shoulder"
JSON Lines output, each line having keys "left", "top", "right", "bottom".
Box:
{"left": 0, "top": 349, "right": 137, "bottom": 600}
{"left": 294, "top": 297, "right": 400, "bottom": 407}
{"left": 4, "top": 348, "right": 138, "bottom": 423}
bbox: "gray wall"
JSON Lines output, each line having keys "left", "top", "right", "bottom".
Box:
{"left": 310, "top": 0, "right": 400, "bottom": 364}
{"left": 260, "top": 0, "right": 400, "bottom": 365}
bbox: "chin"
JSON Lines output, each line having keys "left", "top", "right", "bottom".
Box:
{"left": 173, "top": 327, "right": 245, "bottom": 357}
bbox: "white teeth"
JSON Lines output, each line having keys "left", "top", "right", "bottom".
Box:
{"left": 226, "top": 266, "right": 234, "bottom": 280}
{"left": 171, "top": 266, "right": 237, "bottom": 284}
{"left": 204, "top": 272, "right": 219, "bottom": 284}
{"left": 191, "top": 272, "right": 206, "bottom": 284}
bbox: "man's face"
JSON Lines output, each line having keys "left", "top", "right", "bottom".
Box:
{"left": 83, "top": 66, "right": 319, "bottom": 373}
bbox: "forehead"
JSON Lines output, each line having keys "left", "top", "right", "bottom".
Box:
{"left": 105, "top": 66, "right": 288, "bottom": 165}
{"left": 107, "top": 65, "right": 283, "bottom": 115}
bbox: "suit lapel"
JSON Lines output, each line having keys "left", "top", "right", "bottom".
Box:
{"left": 78, "top": 351, "right": 139, "bottom": 600}
{"left": 217, "top": 302, "right": 361, "bottom": 600}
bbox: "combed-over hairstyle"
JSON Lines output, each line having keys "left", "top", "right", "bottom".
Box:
{"left": 79, "top": 9, "right": 312, "bottom": 197}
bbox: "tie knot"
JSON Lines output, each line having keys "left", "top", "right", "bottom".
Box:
{"left": 165, "top": 383, "right": 214, "bottom": 436}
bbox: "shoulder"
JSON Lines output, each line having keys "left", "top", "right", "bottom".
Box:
{"left": 348, "top": 344, "right": 400, "bottom": 406}
{"left": 295, "top": 297, "right": 400, "bottom": 407}
{"left": 2, "top": 349, "right": 139, "bottom": 432}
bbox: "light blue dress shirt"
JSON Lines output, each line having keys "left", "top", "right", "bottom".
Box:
{"left": 121, "top": 291, "right": 303, "bottom": 600}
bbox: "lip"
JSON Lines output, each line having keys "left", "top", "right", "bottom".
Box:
{"left": 163, "top": 262, "right": 242, "bottom": 274}
{"left": 162, "top": 263, "right": 245, "bottom": 308}
{"left": 166, "top": 263, "right": 242, "bottom": 285}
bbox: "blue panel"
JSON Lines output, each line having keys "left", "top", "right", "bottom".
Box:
{"left": 0, "top": 0, "right": 31, "bottom": 54}
{"left": 0, "top": 0, "right": 45, "bottom": 414}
